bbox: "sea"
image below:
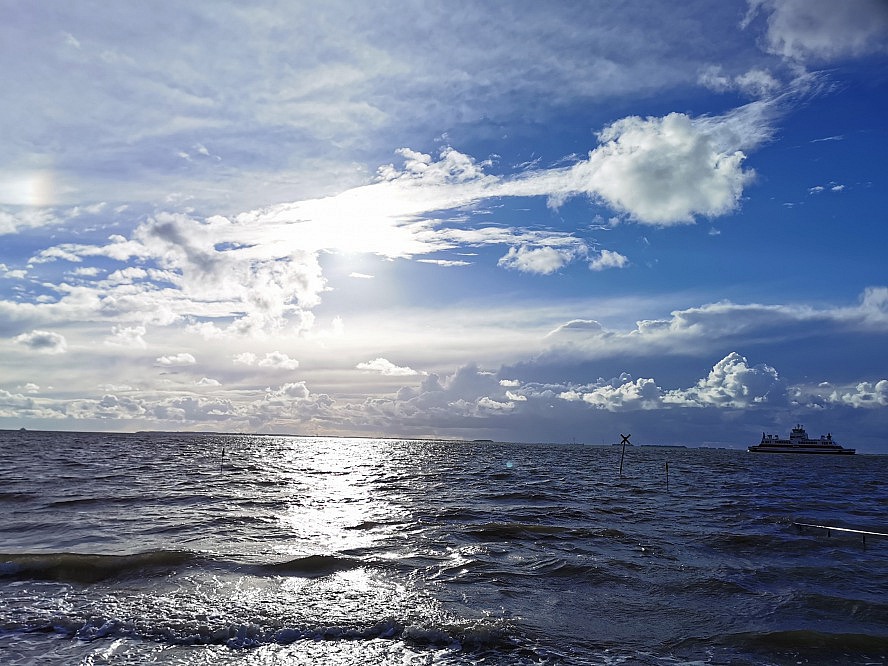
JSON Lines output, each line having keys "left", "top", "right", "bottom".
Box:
{"left": 1, "top": 431, "right": 886, "bottom": 665}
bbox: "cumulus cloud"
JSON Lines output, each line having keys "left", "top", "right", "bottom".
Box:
{"left": 13, "top": 330, "right": 67, "bottom": 354}
{"left": 492, "top": 109, "right": 763, "bottom": 225}
{"left": 664, "top": 352, "right": 783, "bottom": 407}
{"left": 790, "top": 378, "right": 888, "bottom": 410}
{"left": 257, "top": 351, "right": 299, "bottom": 370}
{"left": 747, "top": 0, "right": 888, "bottom": 62}
{"left": 577, "top": 113, "right": 753, "bottom": 224}
{"left": 156, "top": 352, "right": 196, "bottom": 366}
{"left": 105, "top": 325, "right": 147, "bottom": 349}
{"left": 589, "top": 249, "right": 629, "bottom": 271}
{"left": 559, "top": 376, "right": 662, "bottom": 411}
{"left": 497, "top": 245, "right": 580, "bottom": 275}
{"left": 356, "top": 357, "right": 419, "bottom": 376}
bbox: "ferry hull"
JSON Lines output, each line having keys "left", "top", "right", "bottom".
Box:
{"left": 748, "top": 446, "right": 856, "bottom": 454}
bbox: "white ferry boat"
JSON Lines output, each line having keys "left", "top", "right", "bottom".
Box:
{"left": 748, "top": 424, "right": 855, "bottom": 454}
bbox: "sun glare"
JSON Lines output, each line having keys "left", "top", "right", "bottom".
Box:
{"left": 0, "top": 170, "right": 56, "bottom": 207}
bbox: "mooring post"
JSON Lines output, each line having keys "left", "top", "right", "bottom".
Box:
{"left": 665, "top": 461, "right": 669, "bottom": 492}
{"left": 220, "top": 446, "right": 225, "bottom": 473}
{"left": 619, "top": 433, "right": 630, "bottom": 477}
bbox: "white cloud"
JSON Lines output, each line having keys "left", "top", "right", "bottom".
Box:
{"left": 734, "top": 68, "right": 782, "bottom": 97}
{"left": 258, "top": 351, "right": 300, "bottom": 370}
{"left": 589, "top": 249, "right": 629, "bottom": 271}
{"left": 498, "top": 245, "right": 581, "bottom": 275}
{"left": 416, "top": 259, "right": 472, "bottom": 267}
{"left": 156, "top": 352, "right": 196, "bottom": 366}
{"left": 558, "top": 375, "right": 662, "bottom": 411}
{"left": 664, "top": 352, "right": 783, "bottom": 407}
{"left": 828, "top": 380, "right": 888, "bottom": 408}
{"left": 356, "top": 357, "right": 419, "bottom": 376}
{"left": 13, "top": 330, "right": 68, "bottom": 354}
{"left": 105, "top": 325, "right": 147, "bottom": 349}
{"left": 197, "top": 377, "right": 221, "bottom": 386}
{"left": 698, "top": 65, "right": 781, "bottom": 98}
{"left": 577, "top": 112, "right": 753, "bottom": 224}
{"left": 749, "top": 0, "right": 888, "bottom": 62}
{"left": 232, "top": 351, "right": 299, "bottom": 370}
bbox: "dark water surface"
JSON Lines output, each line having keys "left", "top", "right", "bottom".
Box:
{"left": 1, "top": 431, "right": 886, "bottom": 665}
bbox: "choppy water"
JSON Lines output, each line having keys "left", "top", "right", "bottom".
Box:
{"left": 1, "top": 431, "right": 886, "bottom": 665}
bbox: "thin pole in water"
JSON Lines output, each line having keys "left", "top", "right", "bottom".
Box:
{"left": 665, "top": 461, "right": 669, "bottom": 492}
{"left": 619, "top": 433, "right": 630, "bottom": 477}
{"left": 220, "top": 447, "right": 225, "bottom": 473}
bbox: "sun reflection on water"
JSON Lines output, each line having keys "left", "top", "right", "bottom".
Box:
{"left": 271, "top": 438, "right": 400, "bottom": 557}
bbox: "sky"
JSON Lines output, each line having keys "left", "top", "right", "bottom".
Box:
{"left": 1, "top": 0, "right": 887, "bottom": 451}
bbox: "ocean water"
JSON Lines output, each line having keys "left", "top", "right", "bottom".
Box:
{"left": 1, "top": 431, "right": 886, "bottom": 665}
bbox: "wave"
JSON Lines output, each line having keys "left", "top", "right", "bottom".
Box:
{"left": 258, "top": 554, "right": 360, "bottom": 577}
{"left": 18, "top": 613, "right": 521, "bottom": 654}
{"left": 0, "top": 550, "right": 197, "bottom": 584}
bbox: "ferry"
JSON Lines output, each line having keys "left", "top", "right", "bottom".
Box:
{"left": 748, "top": 424, "right": 855, "bottom": 455}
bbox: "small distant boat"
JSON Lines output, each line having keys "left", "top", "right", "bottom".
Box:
{"left": 748, "top": 424, "right": 855, "bottom": 455}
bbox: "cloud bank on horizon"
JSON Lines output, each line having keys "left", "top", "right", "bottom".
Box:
{"left": 2, "top": 0, "right": 887, "bottom": 449}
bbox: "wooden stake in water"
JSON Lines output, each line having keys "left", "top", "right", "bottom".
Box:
{"left": 220, "top": 447, "right": 225, "bottom": 473}
{"left": 619, "top": 433, "right": 630, "bottom": 477}
{"left": 665, "top": 461, "right": 669, "bottom": 492}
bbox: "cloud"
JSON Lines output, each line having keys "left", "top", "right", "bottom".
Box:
{"left": 789, "top": 379, "right": 888, "bottom": 410}
{"left": 698, "top": 66, "right": 781, "bottom": 98}
{"left": 258, "top": 351, "right": 300, "bottom": 370}
{"left": 576, "top": 112, "right": 754, "bottom": 224}
{"left": 495, "top": 108, "right": 766, "bottom": 226}
{"left": 498, "top": 245, "right": 581, "bottom": 275}
{"left": 356, "top": 357, "right": 419, "bottom": 376}
{"left": 13, "top": 330, "right": 68, "bottom": 354}
{"left": 105, "top": 325, "right": 147, "bottom": 349}
{"left": 589, "top": 249, "right": 629, "bottom": 271}
{"left": 664, "top": 352, "right": 784, "bottom": 407}
{"left": 233, "top": 351, "right": 299, "bottom": 370}
{"left": 416, "top": 259, "right": 472, "bottom": 267}
{"left": 748, "top": 0, "right": 888, "bottom": 62}
{"left": 156, "top": 352, "right": 196, "bottom": 366}
{"left": 559, "top": 376, "right": 662, "bottom": 411}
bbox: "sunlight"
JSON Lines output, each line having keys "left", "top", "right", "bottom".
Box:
{"left": 0, "top": 170, "right": 56, "bottom": 206}
{"left": 274, "top": 438, "right": 396, "bottom": 557}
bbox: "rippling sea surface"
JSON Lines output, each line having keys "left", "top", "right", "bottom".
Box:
{"left": 1, "top": 431, "right": 886, "bottom": 665}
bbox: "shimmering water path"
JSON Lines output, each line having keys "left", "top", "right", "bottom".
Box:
{"left": 1, "top": 431, "right": 886, "bottom": 664}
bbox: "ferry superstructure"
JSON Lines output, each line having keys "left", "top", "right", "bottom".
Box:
{"left": 748, "top": 424, "right": 855, "bottom": 454}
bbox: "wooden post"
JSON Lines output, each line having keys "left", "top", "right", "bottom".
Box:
{"left": 220, "top": 447, "right": 225, "bottom": 473}
{"left": 665, "top": 461, "right": 669, "bottom": 492}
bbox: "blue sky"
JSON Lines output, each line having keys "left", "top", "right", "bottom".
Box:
{"left": 2, "top": 0, "right": 887, "bottom": 450}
